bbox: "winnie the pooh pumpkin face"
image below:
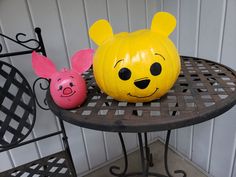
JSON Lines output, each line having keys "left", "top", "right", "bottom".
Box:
{"left": 89, "top": 12, "right": 180, "bottom": 103}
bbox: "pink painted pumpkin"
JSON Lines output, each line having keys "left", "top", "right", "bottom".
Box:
{"left": 32, "top": 49, "right": 94, "bottom": 109}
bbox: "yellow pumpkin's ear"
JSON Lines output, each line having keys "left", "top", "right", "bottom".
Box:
{"left": 89, "top": 19, "right": 113, "bottom": 46}
{"left": 150, "top": 12, "right": 176, "bottom": 37}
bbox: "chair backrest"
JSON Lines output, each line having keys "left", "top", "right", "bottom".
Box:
{"left": 0, "top": 28, "right": 45, "bottom": 150}
{"left": 0, "top": 28, "right": 77, "bottom": 177}
{"left": 0, "top": 60, "right": 36, "bottom": 148}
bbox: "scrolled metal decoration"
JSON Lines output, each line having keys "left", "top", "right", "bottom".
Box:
{"left": 15, "top": 32, "right": 41, "bottom": 50}
{"left": 0, "top": 32, "right": 40, "bottom": 53}
{"left": 33, "top": 77, "right": 50, "bottom": 110}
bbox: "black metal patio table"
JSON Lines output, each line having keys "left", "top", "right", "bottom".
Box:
{"left": 46, "top": 56, "right": 236, "bottom": 177}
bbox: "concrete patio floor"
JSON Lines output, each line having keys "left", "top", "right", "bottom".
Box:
{"left": 83, "top": 140, "right": 208, "bottom": 177}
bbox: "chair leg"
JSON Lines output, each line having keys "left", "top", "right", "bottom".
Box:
{"left": 64, "top": 138, "right": 77, "bottom": 177}
{"left": 59, "top": 119, "right": 77, "bottom": 177}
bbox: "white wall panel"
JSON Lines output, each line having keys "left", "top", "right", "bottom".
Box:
{"left": 1, "top": 1, "right": 236, "bottom": 177}
{"left": 197, "top": 0, "right": 226, "bottom": 61}
{"left": 192, "top": 121, "right": 212, "bottom": 171}
{"left": 176, "top": 127, "right": 191, "bottom": 158}
{"left": 64, "top": 123, "right": 89, "bottom": 174}
{"left": 107, "top": 0, "right": 129, "bottom": 33}
{"left": 82, "top": 128, "right": 106, "bottom": 168}
{"left": 128, "top": 0, "right": 146, "bottom": 31}
{"left": 230, "top": 135, "right": 236, "bottom": 177}
{"left": 123, "top": 133, "right": 138, "bottom": 151}
{"left": 9, "top": 135, "right": 39, "bottom": 166}
{"left": 104, "top": 132, "right": 122, "bottom": 160}
{"left": 232, "top": 142, "right": 236, "bottom": 177}
{"left": 0, "top": 152, "right": 12, "bottom": 171}
{"left": 233, "top": 163, "right": 236, "bottom": 177}
{"left": 221, "top": 0, "right": 236, "bottom": 70}
{"left": 179, "top": 0, "right": 199, "bottom": 56}
{"left": 57, "top": 0, "right": 90, "bottom": 56}
{"left": 209, "top": 106, "right": 236, "bottom": 177}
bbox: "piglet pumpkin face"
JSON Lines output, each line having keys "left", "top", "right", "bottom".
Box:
{"left": 32, "top": 49, "right": 94, "bottom": 109}
{"left": 49, "top": 69, "right": 87, "bottom": 109}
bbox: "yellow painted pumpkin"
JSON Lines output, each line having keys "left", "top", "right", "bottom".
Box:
{"left": 89, "top": 12, "right": 180, "bottom": 103}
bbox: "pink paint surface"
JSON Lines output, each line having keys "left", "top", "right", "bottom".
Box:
{"left": 32, "top": 49, "right": 94, "bottom": 109}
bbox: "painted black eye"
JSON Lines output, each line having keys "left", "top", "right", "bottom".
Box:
{"left": 59, "top": 85, "right": 63, "bottom": 90}
{"left": 150, "top": 62, "right": 162, "bottom": 76}
{"left": 69, "top": 82, "right": 74, "bottom": 87}
{"left": 118, "top": 68, "right": 131, "bottom": 80}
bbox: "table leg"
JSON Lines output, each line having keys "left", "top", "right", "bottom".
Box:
{"left": 109, "top": 133, "right": 168, "bottom": 177}
{"left": 109, "top": 131, "right": 187, "bottom": 177}
{"left": 138, "top": 133, "right": 148, "bottom": 176}
{"left": 164, "top": 130, "right": 187, "bottom": 177}
{"left": 109, "top": 133, "right": 128, "bottom": 176}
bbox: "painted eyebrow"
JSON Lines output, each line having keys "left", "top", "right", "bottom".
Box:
{"left": 155, "top": 53, "right": 165, "bottom": 61}
{"left": 114, "top": 59, "right": 124, "bottom": 68}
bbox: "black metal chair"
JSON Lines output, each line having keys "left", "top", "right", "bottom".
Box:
{"left": 0, "top": 28, "right": 77, "bottom": 177}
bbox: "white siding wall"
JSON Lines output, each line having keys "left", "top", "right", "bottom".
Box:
{"left": 0, "top": 0, "right": 235, "bottom": 176}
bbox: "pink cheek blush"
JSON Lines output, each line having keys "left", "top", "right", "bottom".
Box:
{"left": 49, "top": 71, "right": 87, "bottom": 109}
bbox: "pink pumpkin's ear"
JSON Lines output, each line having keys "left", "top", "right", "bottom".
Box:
{"left": 32, "top": 51, "right": 57, "bottom": 78}
{"left": 71, "top": 49, "right": 94, "bottom": 74}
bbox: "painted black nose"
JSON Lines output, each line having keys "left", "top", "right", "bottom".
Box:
{"left": 134, "top": 79, "right": 150, "bottom": 89}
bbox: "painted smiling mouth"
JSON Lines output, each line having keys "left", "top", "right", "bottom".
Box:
{"left": 60, "top": 91, "right": 76, "bottom": 97}
{"left": 127, "top": 88, "right": 158, "bottom": 98}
